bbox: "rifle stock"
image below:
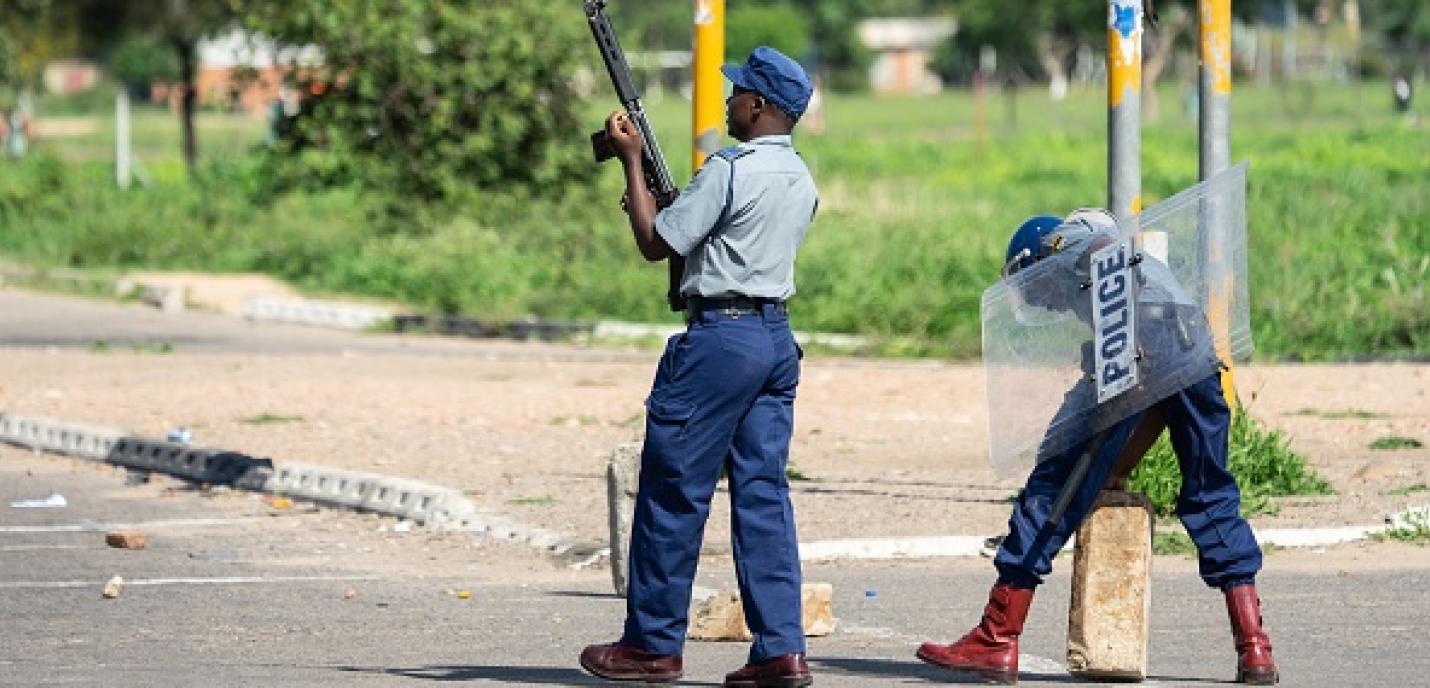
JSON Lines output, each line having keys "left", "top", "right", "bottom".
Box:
{"left": 584, "top": 0, "right": 686, "bottom": 311}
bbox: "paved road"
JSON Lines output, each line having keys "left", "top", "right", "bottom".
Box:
{"left": 0, "top": 288, "right": 651, "bottom": 361}
{"left": 4, "top": 452, "right": 1429, "bottom": 687}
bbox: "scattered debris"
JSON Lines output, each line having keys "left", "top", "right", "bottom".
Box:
{"left": 455, "top": 590, "right": 472, "bottom": 600}
{"left": 104, "top": 530, "right": 148, "bottom": 550}
{"left": 10, "top": 493, "right": 67, "bottom": 508}
{"left": 392, "top": 520, "right": 413, "bottom": 533}
{"left": 188, "top": 549, "right": 239, "bottom": 562}
{"left": 264, "top": 496, "right": 293, "bottom": 510}
{"left": 166, "top": 427, "right": 193, "bottom": 446}
{"left": 123, "top": 470, "right": 151, "bottom": 486}
{"left": 343, "top": 589, "right": 358, "bottom": 600}
{"left": 102, "top": 576, "right": 124, "bottom": 599}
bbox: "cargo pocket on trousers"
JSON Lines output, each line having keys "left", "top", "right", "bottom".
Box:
{"left": 645, "top": 396, "right": 696, "bottom": 445}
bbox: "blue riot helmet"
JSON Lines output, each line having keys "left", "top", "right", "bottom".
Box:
{"left": 1002, "top": 215, "right": 1064, "bottom": 277}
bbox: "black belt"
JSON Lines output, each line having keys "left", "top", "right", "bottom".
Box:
{"left": 685, "top": 296, "right": 787, "bottom": 319}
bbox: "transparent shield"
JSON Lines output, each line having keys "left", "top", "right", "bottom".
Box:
{"left": 981, "top": 165, "right": 1249, "bottom": 477}
{"left": 1138, "top": 162, "right": 1253, "bottom": 362}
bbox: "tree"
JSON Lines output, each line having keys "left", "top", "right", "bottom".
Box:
{"left": 50, "top": 0, "right": 238, "bottom": 176}
{"left": 727, "top": 3, "right": 810, "bottom": 63}
{"left": 236, "top": 0, "right": 593, "bottom": 205}
{"left": 0, "top": 0, "right": 74, "bottom": 88}
{"left": 1362, "top": 0, "right": 1430, "bottom": 71}
{"left": 131, "top": 0, "right": 239, "bottom": 176}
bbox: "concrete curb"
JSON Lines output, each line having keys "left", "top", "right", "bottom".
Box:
{"left": 242, "top": 296, "right": 393, "bottom": 331}
{"left": 0, "top": 411, "right": 598, "bottom": 559}
{"left": 794, "top": 524, "right": 1396, "bottom": 562}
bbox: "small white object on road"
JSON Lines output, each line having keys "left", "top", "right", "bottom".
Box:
{"left": 166, "top": 427, "right": 192, "bottom": 446}
{"left": 101, "top": 575, "right": 124, "bottom": 599}
{"left": 9, "top": 493, "right": 67, "bottom": 508}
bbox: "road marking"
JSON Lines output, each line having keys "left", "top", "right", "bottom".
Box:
{"left": 0, "top": 574, "right": 377, "bottom": 589}
{"left": 0, "top": 517, "right": 260, "bottom": 534}
{"left": 798, "top": 524, "right": 1391, "bottom": 561}
{"left": 0, "top": 544, "right": 87, "bottom": 552}
{"left": 800, "top": 535, "right": 989, "bottom": 561}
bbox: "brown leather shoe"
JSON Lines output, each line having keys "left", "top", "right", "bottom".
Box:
{"left": 579, "top": 642, "right": 683, "bottom": 683}
{"left": 724, "top": 652, "right": 813, "bottom": 688}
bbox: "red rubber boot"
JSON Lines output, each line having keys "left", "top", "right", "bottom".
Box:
{"left": 1225, "top": 584, "right": 1279, "bottom": 684}
{"left": 916, "top": 583, "right": 1034, "bottom": 685}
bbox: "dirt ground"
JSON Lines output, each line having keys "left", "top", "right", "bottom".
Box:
{"left": 1, "top": 335, "right": 1425, "bottom": 549}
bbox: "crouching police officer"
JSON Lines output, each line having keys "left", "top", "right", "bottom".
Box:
{"left": 580, "top": 46, "right": 819, "bottom": 688}
{"left": 917, "top": 211, "right": 1278, "bottom": 685}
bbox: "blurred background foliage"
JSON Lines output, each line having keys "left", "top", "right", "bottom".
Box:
{"left": 0, "top": 0, "right": 1424, "bottom": 360}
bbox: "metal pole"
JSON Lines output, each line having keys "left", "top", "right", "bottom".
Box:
{"left": 1107, "top": 0, "right": 1143, "bottom": 228}
{"left": 116, "top": 90, "right": 131, "bottom": 190}
{"left": 691, "top": 0, "right": 725, "bottom": 173}
{"left": 1199, "top": 0, "right": 1238, "bottom": 406}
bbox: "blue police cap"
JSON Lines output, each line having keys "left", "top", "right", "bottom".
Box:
{"left": 721, "top": 46, "right": 813, "bottom": 121}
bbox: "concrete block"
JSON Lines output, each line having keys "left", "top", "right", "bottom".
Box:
{"left": 1066, "top": 490, "right": 1153, "bottom": 681}
{"left": 689, "top": 588, "right": 753, "bottom": 642}
{"left": 607, "top": 441, "right": 642, "bottom": 597}
{"left": 800, "top": 582, "right": 838, "bottom": 636}
{"left": 687, "top": 583, "right": 838, "bottom": 642}
{"left": 105, "top": 530, "right": 148, "bottom": 549}
{"left": 139, "top": 283, "right": 186, "bottom": 314}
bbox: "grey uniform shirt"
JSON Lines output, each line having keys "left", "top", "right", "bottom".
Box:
{"left": 654, "top": 134, "right": 818, "bottom": 300}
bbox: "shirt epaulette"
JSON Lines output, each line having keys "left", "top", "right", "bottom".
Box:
{"left": 711, "top": 146, "right": 753, "bottom": 164}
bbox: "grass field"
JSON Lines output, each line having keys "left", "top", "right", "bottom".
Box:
{"left": 1, "top": 81, "right": 1426, "bottom": 359}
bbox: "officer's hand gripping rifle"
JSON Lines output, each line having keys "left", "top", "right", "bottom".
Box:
{"left": 585, "top": 0, "right": 686, "bottom": 311}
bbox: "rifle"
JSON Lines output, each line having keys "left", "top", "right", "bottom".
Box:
{"left": 584, "top": 0, "right": 686, "bottom": 312}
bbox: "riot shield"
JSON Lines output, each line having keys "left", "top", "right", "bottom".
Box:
{"left": 981, "top": 164, "right": 1249, "bottom": 477}
{"left": 1138, "top": 162, "right": 1253, "bottom": 363}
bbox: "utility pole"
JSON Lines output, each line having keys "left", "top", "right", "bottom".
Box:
{"left": 1199, "top": 0, "right": 1238, "bottom": 405}
{"left": 1107, "top": 0, "right": 1143, "bottom": 229}
{"left": 691, "top": 0, "right": 725, "bottom": 173}
{"left": 116, "top": 91, "right": 132, "bottom": 190}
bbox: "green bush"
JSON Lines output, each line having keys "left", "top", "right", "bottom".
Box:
{"left": 726, "top": 3, "right": 810, "bottom": 64}
{"left": 1128, "top": 408, "right": 1333, "bottom": 518}
{"left": 108, "top": 33, "right": 181, "bottom": 87}
{"left": 241, "top": 0, "right": 594, "bottom": 206}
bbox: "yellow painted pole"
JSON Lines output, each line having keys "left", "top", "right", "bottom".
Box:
{"left": 1199, "top": 0, "right": 1238, "bottom": 407}
{"left": 692, "top": 0, "right": 725, "bottom": 173}
{"left": 1107, "top": 0, "right": 1143, "bottom": 225}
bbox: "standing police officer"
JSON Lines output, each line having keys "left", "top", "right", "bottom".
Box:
{"left": 580, "top": 46, "right": 819, "bottom": 688}
{"left": 918, "top": 211, "right": 1278, "bottom": 685}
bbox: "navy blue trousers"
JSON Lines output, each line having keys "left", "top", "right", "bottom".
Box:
{"left": 994, "top": 373, "right": 1262, "bottom": 590}
{"left": 622, "top": 303, "right": 804, "bottom": 661}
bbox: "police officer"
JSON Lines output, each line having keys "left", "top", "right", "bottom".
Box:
{"left": 580, "top": 46, "right": 818, "bottom": 688}
{"left": 917, "top": 211, "right": 1278, "bottom": 685}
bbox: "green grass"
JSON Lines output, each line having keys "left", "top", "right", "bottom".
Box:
{"left": 1369, "top": 436, "right": 1424, "bottom": 451}
{"left": 239, "top": 413, "right": 305, "bottom": 425}
{"left": 1293, "top": 408, "right": 1387, "bottom": 420}
{"left": 785, "top": 464, "right": 813, "bottom": 482}
{"left": 508, "top": 495, "right": 557, "bottom": 506}
{"left": 1128, "top": 408, "right": 1334, "bottom": 518}
{"left": 1, "top": 82, "right": 1425, "bottom": 359}
{"left": 1372, "top": 509, "right": 1430, "bottom": 546}
{"left": 86, "top": 339, "right": 173, "bottom": 354}
{"left": 1152, "top": 529, "right": 1197, "bottom": 556}
{"left": 1388, "top": 483, "right": 1429, "bottom": 496}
